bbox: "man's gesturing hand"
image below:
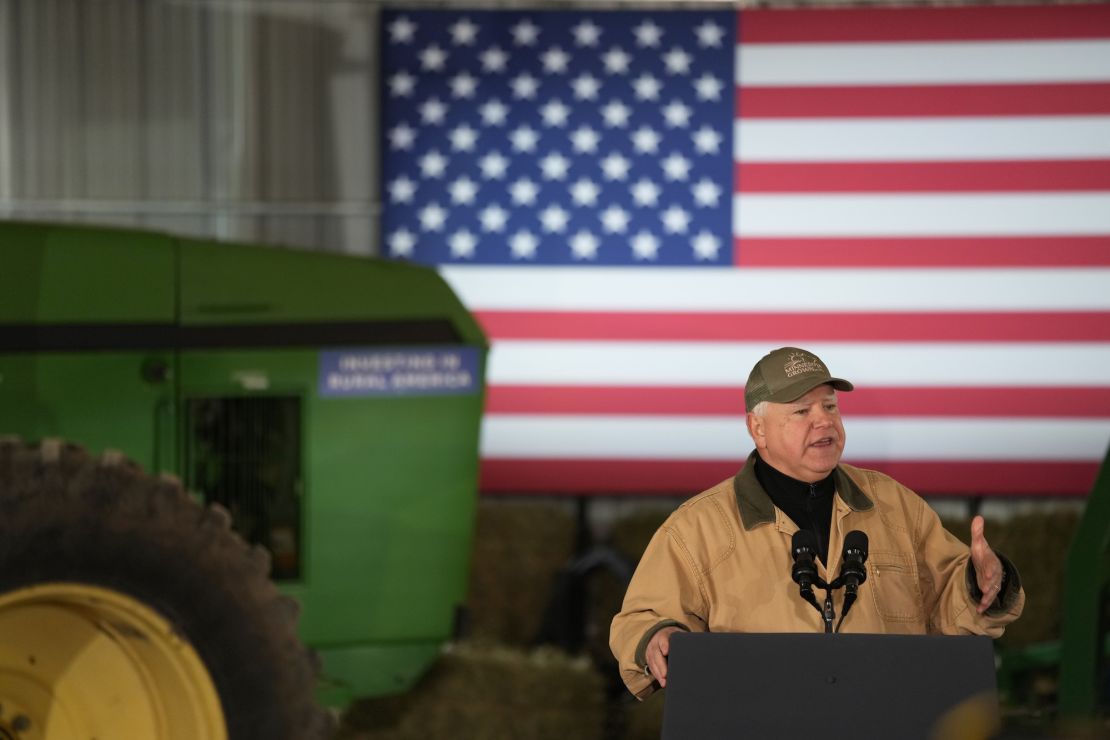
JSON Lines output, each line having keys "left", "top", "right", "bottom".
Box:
{"left": 645, "top": 626, "right": 683, "bottom": 687}
{"left": 970, "top": 514, "right": 1004, "bottom": 614}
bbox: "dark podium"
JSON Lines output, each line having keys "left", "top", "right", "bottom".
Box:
{"left": 661, "top": 633, "right": 1000, "bottom": 740}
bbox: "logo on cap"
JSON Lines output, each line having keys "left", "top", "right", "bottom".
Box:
{"left": 784, "top": 352, "right": 825, "bottom": 379}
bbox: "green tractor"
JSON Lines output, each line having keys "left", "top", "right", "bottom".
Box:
{"left": 0, "top": 222, "right": 487, "bottom": 739}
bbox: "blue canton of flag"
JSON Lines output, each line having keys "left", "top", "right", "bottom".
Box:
{"left": 381, "top": 10, "right": 734, "bottom": 265}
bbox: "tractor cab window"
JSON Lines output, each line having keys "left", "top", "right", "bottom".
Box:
{"left": 185, "top": 396, "right": 302, "bottom": 580}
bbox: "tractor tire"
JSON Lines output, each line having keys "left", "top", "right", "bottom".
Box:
{"left": 0, "top": 438, "right": 332, "bottom": 740}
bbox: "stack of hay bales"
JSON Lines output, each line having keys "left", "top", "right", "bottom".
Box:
{"left": 465, "top": 500, "right": 578, "bottom": 646}
{"left": 339, "top": 495, "right": 1082, "bottom": 739}
{"left": 338, "top": 644, "right": 605, "bottom": 740}
{"left": 340, "top": 500, "right": 604, "bottom": 739}
{"left": 940, "top": 508, "right": 1081, "bottom": 649}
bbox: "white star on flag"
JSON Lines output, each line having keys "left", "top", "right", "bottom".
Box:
{"left": 570, "top": 178, "right": 601, "bottom": 206}
{"left": 661, "top": 205, "right": 690, "bottom": 233}
{"left": 479, "top": 204, "right": 509, "bottom": 232}
{"left": 511, "top": 74, "right": 539, "bottom": 99}
{"left": 601, "top": 205, "right": 631, "bottom": 233}
{"left": 630, "top": 178, "right": 661, "bottom": 206}
{"left": 449, "top": 177, "right": 478, "bottom": 204}
{"left": 542, "top": 47, "right": 570, "bottom": 73}
{"left": 663, "top": 47, "right": 692, "bottom": 74}
{"left": 510, "top": 126, "right": 539, "bottom": 153}
{"left": 571, "top": 126, "right": 601, "bottom": 153}
{"left": 389, "top": 16, "right": 416, "bottom": 44}
{"left": 389, "top": 177, "right": 417, "bottom": 203}
{"left": 449, "top": 73, "right": 478, "bottom": 98}
{"left": 573, "top": 20, "right": 602, "bottom": 47}
{"left": 571, "top": 74, "right": 602, "bottom": 100}
{"left": 540, "top": 152, "right": 572, "bottom": 180}
{"left": 601, "top": 153, "right": 632, "bottom": 181}
{"left": 478, "top": 151, "right": 508, "bottom": 179}
{"left": 450, "top": 18, "right": 478, "bottom": 45}
{"left": 388, "top": 228, "right": 416, "bottom": 257}
{"left": 510, "top": 230, "right": 539, "bottom": 259}
{"left": 418, "top": 151, "right": 448, "bottom": 178}
{"left": 388, "top": 124, "right": 416, "bottom": 150}
{"left": 480, "top": 100, "right": 508, "bottom": 125}
{"left": 662, "top": 153, "right": 692, "bottom": 181}
{"left": 570, "top": 230, "right": 600, "bottom": 259}
{"left": 633, "top": 20, "right": 662, "bottom": 47}
{"left": 511, "top": 19, "right": 539, "bottom": 46}
{"left": 481, "top": 46, "right": 509, "bottom": 72}
{"left": 691, "top": 230, "right": 721, "bottom": 260}
{"left": 602, "top": 47, "right": 632, "bottom": 75}
{"left": 418, "top": 203, "right": 447, "bottom": 231}
{"left": 389, "top": 72, "right": 416, "bottom": 97}
{"left": 449, "top": 125, "right": 478, "bottom": 151}
{"left": 632, "top": 74, "right": 662, "bottom": 101}
{"left": 448, "top": 229, "right": 477, "bottom": 258}
{"left": 631, "top": 127, "right": 661, "bottom": 154}
{"left": 420, "top": 45, "right": 447, "bottom": 71}
{"left": 509, "top": 178, "right": 539, "bottom": 205}
{"left": 630, "top": 229, "right": 660, "bottom": 259}
{"left": 540, "top": 205, "right": 570, "bottom": 233}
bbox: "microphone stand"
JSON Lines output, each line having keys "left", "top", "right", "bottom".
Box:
{"left": 797, "top": 577, "right": 838, "bottom": 634}
{"left": 798, "top": 572, "right": 863, "bottom": 634}
{"left": 822, "top": 590, "right": 835, "bottom": 634}
{"left": 792, "top": 531, "right": 869, "bottom": 634}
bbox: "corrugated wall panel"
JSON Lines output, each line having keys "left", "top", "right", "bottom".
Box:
{"left": 83, "top": 0, "right": 143, "bottom": 200}
{"left": 142, "top": 2, "right": 203, "bottom": 202}
{"left": 0, "top": 0, "right": 379, "bottom": 254}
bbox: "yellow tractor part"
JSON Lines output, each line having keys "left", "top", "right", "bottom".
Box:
{"left": 0, "top": 583, "right": 226, "bottom": 740}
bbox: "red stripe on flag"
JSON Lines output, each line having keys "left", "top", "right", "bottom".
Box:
{"left": 735, "top": 160, "right": 1110, "bottom": 193}
{"left": 486, "top": 386, "right": 1110, "bottom": 419}
{"left": 737, "top": 84, "right": 1110, "bottom": 118}
{"left": 738, "top": 5, "right": 1110, "bottom": 43}
{"left": 477, "top": 310, "right": 1110, "bottom": 342}
{"left": 733, "top": 236, "right": 1110, "bottom": 267}
{"left": 480, "top": 458, "right": 1098, "bottom": 495}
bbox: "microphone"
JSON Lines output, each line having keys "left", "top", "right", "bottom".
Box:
{"left": 834, "top": 530, "right": 869, "bottom": 632}
{"left": 840, "top": 530, "right": 869, "bottom": 595}
{"left": 791, "top": 530, "right": 822, "bottom": 615}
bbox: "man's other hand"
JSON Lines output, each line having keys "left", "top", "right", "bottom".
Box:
{"left": 645, "top": 626, "right": 684, "bottom": 687}
{"left": 970, "top": 515, "right": 1004, "bottom": 614}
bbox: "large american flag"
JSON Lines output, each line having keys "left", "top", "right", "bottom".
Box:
{"left": 381, "top": 4, "right": 1110, "bottom": 496}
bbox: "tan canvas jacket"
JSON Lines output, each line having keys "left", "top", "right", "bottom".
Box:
{"left": 609, "top": 453, "right": 1026, "bottom": 698}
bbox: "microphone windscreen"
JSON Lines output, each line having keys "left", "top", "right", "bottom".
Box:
{"left": 843, "top": 530, "right": 869, "bottom": 559}
{"left": 792, "top": 529, "right": 817, "bottom": 557}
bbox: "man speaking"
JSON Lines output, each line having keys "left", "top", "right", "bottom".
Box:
{"left": 609, "top": 347, "right": 1025, "bottom": 699}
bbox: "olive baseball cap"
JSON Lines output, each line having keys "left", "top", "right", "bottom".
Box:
{"left": 745, "top": 347, "right": 854, "bottom": 412}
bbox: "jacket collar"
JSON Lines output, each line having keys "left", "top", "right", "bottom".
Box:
{"left": 731, "top": 450, "right": 874, "bottom": 530}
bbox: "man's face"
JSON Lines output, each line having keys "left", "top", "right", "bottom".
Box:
{"left": 747, "top": 384, "right": 846, "bottom": 483}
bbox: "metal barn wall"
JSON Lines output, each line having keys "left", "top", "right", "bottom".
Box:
{"left": 0, "top": 0, "right": 380, "bottom": 254}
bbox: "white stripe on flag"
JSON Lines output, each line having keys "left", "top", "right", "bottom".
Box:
{"left": 482, "top": 415, "right": 1110, "bottom": 461}
{"left": 486, "top": 341, "right": 1110, "bottom": 387}
{"left": 442, "top": 267, "right": 1110, "bottom": 311}
{"left": 735, "top": 117, "right": 1110, "bottom": 161}
{"left": 737, "top": 40, "right": 1110, "bottom": 85}
{"left": 733, "top": 193, "right": 1110, "bottom": 237}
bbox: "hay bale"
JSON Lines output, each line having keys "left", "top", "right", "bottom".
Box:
{"left": 941, "top": 508, "right": 1080, "bottom": 647}
{"left": 337, "top": 643, "right": 606, "bottom": 740}
{"left": 983, "top": 509, "right": 1078, "bottom": 648}
{"left": 465, "top": 500, "right": 577, "bottom": 646}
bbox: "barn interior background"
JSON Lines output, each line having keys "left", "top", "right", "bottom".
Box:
{"left": 1, "top": 1, "right": 1108, "bottom": 738}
